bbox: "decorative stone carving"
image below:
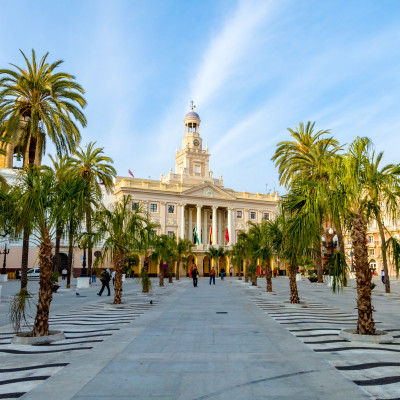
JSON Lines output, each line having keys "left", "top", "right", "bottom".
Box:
{"left": 203, "top": 188, "right": 213, "bottom": 197}
{"left": 151, "top": 218, "right": 160, "bottom": 224}
{"left": 236, "top": 223, "right": 244, "bottom": 230}
{"left": 167, "top": 218, "right": 177, "bottom": 226}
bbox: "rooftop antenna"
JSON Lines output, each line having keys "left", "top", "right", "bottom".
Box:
{"left": 190, "top": 100, "right": 196, "bottom": 111}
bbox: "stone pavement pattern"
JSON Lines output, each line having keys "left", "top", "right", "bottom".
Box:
{"left": 1, "top": 276, "right": 400, "bottom": 399}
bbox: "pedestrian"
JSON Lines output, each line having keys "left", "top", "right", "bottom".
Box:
{"left": 191, "top": 265, "right": 198, "bottom": 287}
{"left": 111, "top": 270, "right": 116, "bottom": 286}
{"left": 273, "top": 269, "right": 277, "bottom": 278}
{"left": 381, "top": 269, "right": 385, "bottom": 285}
{"left": 220, "top": 267, "right": 225, "bottom": 280}
{"left": 209, "top": 267, "right": 216, "bottom": 285}
{"left": 91, "top": 272, "right": 96, "bottom": 283}
{"left": 190, "top": 264, "right": 194, "bottom": 278}
{"left": 98, "top": 268, "right": 111, "bottom": 296}
{"left": 131, "top": 270, "right": 134, "bottom": 279}
{"left": 62, "top": 267, "right": 67, "bottom": 280}
{"left": 229, "top": 267, "right": 232, "bottom": 277}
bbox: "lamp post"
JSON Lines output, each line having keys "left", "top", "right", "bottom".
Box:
{"left": 321, "top": 228, "right": 338, "bottom": 275}
{"left": 78, "top": 238, "right": 87, "bottom": 277}
{"left": 0, "top": 242, "right": 10, "bottom": 275}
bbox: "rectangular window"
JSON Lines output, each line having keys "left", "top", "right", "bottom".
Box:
{"left": 209, "top": 213, "right": 212, "bottom": 220}
{"left": 224, "top": 211, "right": 228, "bottom": 219}
{"left": 132, "top": 202, "right": 139, "bottom": 211}
{"left": 347, "top": 238, "right": 351, "bottom": 245}
{"left": 369, "top": 248, "right": 375, "bottom": 256}
{"left": 237, "top": 211, "right": 242, "bottom": 218}
{"left": 167, "top": 231, "right": 174, "bottom": 238}
{"left": 168, "top": 205, "right": 175, "bottom": 214}
{"left": 250, "top": 212, "right": 256, "bottom": 220}
{"left": 194, "top": 165, "right": 200, "bottom": 173}
{"left": 150, "top": 203, "right": 158, "bottom": 213}
{"left": 368, "top": 235, "right": 374, "bottom": 244}
{"left": 263, "top": 212, "right": 269, "bottom": 220}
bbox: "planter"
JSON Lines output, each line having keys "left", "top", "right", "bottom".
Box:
{"left": 76, "top": 277, "right": 90, "bottom": 288}
{"left": 11, "top": 330, "right": 65, "bottom": 345}
{"left": 308, "top": 277, "right": 318, "bottom": 283}
{"left": 339, "top": 329, "right": 393, "bottom": 344}
{"left": 0, "top": 274, "right": 7, "bottom": 282}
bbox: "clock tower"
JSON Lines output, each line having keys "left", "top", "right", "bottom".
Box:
{"left": 175, "top": 105, "right": 211, "bottom": 180}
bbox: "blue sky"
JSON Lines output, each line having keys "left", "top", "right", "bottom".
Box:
{"left": 1, "top": 0, "right": 400, "bottom": 194}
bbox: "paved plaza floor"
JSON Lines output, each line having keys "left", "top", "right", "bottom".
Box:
{"left": 1, "top": 275, "right": 400, "bottom": 399}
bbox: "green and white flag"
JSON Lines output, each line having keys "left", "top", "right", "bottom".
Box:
{"left": 194, "top": 226, "right": 200, "bottom": 244}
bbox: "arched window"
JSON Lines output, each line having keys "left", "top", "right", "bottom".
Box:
{"left": 13, "top": 150, "right": 23, "bottom": 169}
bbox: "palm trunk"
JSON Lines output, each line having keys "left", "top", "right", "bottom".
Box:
{"left": 20, "top": 227, "right": 30, "bottom": 289}
{"left": 141, "top": 255, "right": 150, "bottom": 293}
{"left": 113, "top": 250, "right": 124, "bottom": 304}
{"left": 289, "top": 262, "right": 300, "bottom": 303}
{"left": 351, "top": 214, "right": 375, "bottom": 335}
{"left": 32, "top": 230, "right": 53, "bottom": 336}
{"left": 159, "top": 259, "right": 164, "bottom": 287}
{"left": 176, "top": 259, "right": 180, "bottom": 280}
{"left": 86, "top": 207, "right": 92, "bottom": 280}
{"left": 237, "top": 262, "right": 242, "bottom": 280}
{"left": 244, "top": 260, "right": 249, "bottom": 283}
{"left": 66, "top": 221, "right": 74, "bottom": 289}
{"left": 54, "top": 223, "right": 62, "bottom": 274}
{"left": 266, "top": 261, "right": 272, "bottom": 292}
{"left": 251, "top": 273, "right": 257, "bottom": 286}
{"left": 377, "top": 217, "right": 390, "bottom": 293}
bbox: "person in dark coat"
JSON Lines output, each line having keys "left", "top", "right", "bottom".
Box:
{"left": 97, "top": 268, "right": 111, "bottom": 296}
{"left": 191, "top": 266, "right": 199, "bottom": 287}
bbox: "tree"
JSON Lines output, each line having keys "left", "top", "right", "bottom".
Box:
{"left": 70, "top": 142, "right": 116, "bottom": 280}
{"left": 95, "top": 195, "right": 148, "bottom": 304}
{"left": 14, "top": 165, "right": 84, "bottom": 336}
{"left": 230, "top": 236, "right": 246, "bottom": 280}
{"left": 174, "top": 238, "right": 194, "bottom": 281}
{"left": 151, "top": 235, "right": 176, "bottom": 287}
{"left": 363, "top": 150, "right": 400, "bottom": 293}
{"left": 0, "top": 49, "right": 87, "bottom": 288}
{"left": 205, "top": 246, "right": 225, "bottom": 278}
{"left": 272, "top": 122, "right": 340, "bottom": 282}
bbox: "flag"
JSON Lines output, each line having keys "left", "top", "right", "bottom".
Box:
{"left": 225, "top": 228, "right": 230, "bottom": 243}
{"left": 128, "top": 170, "right": 134, "bottom": 178}
{"left": 194, "top": 226, "right": 200, "bottom": 244}
{"left": 210, "top": 227, "right": 213, "bottom": 244}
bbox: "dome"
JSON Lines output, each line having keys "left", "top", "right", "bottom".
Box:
{"left": 184, "top": 111, "right": 200, "bottom": 119}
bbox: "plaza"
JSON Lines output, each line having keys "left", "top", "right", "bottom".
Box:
{"left": 1, "top": 276, "right": 400, "bottom": 399}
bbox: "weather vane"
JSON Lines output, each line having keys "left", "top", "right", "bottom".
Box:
{"left": 190, "top": 100, "right": 196, "bottom": 111}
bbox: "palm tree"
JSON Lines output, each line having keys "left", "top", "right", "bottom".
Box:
{"left": 0, "top": 49, "right": 87, "bottom": 287}
{"left": 205, "top": 246, "right": 225, "bottom": 278}
{"left": 363, "top": 151, "right": 400, "bottom": 293}
{"left": 272, "top": 122, "right": 340, "bottom": 282}
{"left": 136, "top": 218, "right": 158, "bottom": 293}
{"left": 151, "top": 235, "right": 175, "bottom": 287}
{"left": 230, "top": 236, "right": 247, "bottom": 280}
{"left": 257, "top": 221, "right": 274, "bottom": 292}
{"left": 14, "top": 165, "right": 84, "bottom": 336}
{"left": 70, "top": 142, "right": 116, "bottom": 280}
{"left": 95, "top": 195, "right": 148, "bottom": 304}
{"left": 174, "top": 238, "right": 194, "bottom": 280}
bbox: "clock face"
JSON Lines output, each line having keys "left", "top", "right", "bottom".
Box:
{"left": 193, "top": 139, "right": 200, "bottom": 146}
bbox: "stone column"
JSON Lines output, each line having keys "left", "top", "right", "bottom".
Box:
{"left": 180, "top": 204, "right": 185, "bottom": 239}
{"left": 227, "top": 207, "right": 232, "bottom": 245}
{"left": 212, "top": 205, "right": 218, "bottom": 246}
{"left": 196, "top": 204, "right": 202, "bottom": 246}
{"left": 203, "top": 208, "right": 208, "bottom": 245}
{"left": 160, "top": 201, "right": 166, "bottom": 235}
{"left": 188, "top": 208, "right": 193, "bottom": 242}
{"left": 218, "top": 210, "right": 222, "bottom": 245}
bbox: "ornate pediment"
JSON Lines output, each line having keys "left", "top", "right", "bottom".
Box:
{"left": 182, "top": 184, "right": 236, "bottom": 200}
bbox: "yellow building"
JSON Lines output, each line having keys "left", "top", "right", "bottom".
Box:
{"left": 114, "top": 108, "right": 279, "bottom": 276}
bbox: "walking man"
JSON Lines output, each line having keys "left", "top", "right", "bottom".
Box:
{"left": 98, "top": 268, "right": 111, "bottom": 296}
{"left": 62, "top": 267, "right": 67, "bottom": 280}
{"left": 209, "top": 266, "right": 216, "bottom": 285}
{"left": 191, "top": 265, "right": 198, "bottom": 287}
{"left": 381, "top": 269, "right": 385, "bottom": 285}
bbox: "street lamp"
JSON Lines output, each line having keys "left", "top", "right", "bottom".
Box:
{"left": 322, "top": 228, "right": 338, "bottom": 275}
{"left": 78, "top": 237, "right": 87, "bottom": 277}
{"left": 0, "top": 242, "right": 10, "bottom": 275}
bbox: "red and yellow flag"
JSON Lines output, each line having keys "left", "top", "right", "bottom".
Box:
{"left": 210, "top": 227, "right": 213, "bottom": 244}
{"left": 225, "top": 228, "right": 230, "bottom": 243}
